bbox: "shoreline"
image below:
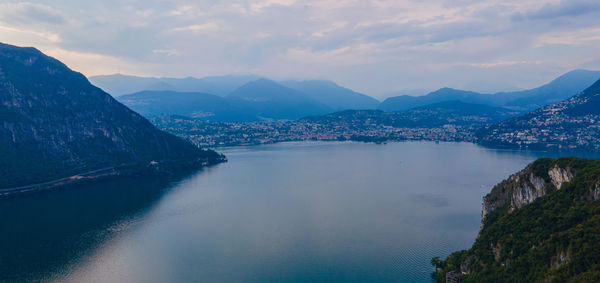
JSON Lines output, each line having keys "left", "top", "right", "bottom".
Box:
{"left": 0, "top": 157, "right": 227, "bottom": 198}
{"left": 207, "top": 139, "right": 600, "bottom": 158}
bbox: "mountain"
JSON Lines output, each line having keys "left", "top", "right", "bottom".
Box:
{"left": 379, "top": 70, "right": 600, "bottom": 112}
{"left": 118, "top": 79, "right": 337, "bottom": 121}
{"left": 477, "top": 78, "right": 600, "bottom": 151}
{"left": 118, "top": 91, "right": 257, "bottom": 122}
{"left": 302, "top": 100, "right": 519, "bottom": 128}
{"left": 495, "top": 69, "right": 600, "bottom": 109}
{"left": 433, "top": 157, "right": 600, "bottom": 282}
{"left": 0, "top": 43, "right": 223, "bottom": 190}
{"left": 379, "top": 88, "right": 488, "bottom": 112}
{"left": 89, "top": 74, "right": 259, "bottom": 96}
{"left": 280, "top": 80, "right": 380, "bottom": 110}
{"left": 92, "top": 75, "right": 379, "bottom": 119}
{"left": 227, "top": 79, "right": 332, "bottom": 119}
{"left": 411, "top": 100, "right": 520, "bottom": 120}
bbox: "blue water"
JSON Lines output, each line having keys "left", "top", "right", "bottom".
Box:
{"left": 0, "top": 141, "right": 544, "bottom": 282}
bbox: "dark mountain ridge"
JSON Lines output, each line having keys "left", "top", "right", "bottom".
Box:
{"left": 380, "top": 70, "right": 600, "bottom": 112}
{"left": 91, "top": 74, "right": 381, "bottom": 114}
{"left": 118, "top": 79, "right": 335, "bottom": 121}
{"left": 118, "top": 90, "right": 257, "bottom": 121}
{"left": 227, "top": 78, "right": 332, "bottom": 120}
{"left": 302, "top": 100, "right": 519, "bottom": 128}
{"left": 89, "top": 74, "right": 259, "bottom": 96}
{"left": 477, "top": 78, "right": 600, "bottom": 151}
{"left": 0, "top": 43, "right": 223, "bottom": 190}
{"left": 280, "top": 80, "right": 380, "bottom": 110}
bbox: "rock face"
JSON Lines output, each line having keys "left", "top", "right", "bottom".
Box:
{"left": 0, "top": 42, "right": 223, "bottom": 189}
{"left": 482, "top": 160, "right": 575, "bottom": 222}
{"left": 593, "top": 182, "right": 600, "bottom": 200}
{"left": 511, "top": 173, "right": 546, "bottom": 209}
{"left": 434, "top": 158, "right": 600, "bottom": 282}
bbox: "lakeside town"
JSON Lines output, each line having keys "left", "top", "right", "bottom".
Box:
{"left": 150, "top": 115, "right": 478, "bottom": 147}
{"left": 151, "top": 98, "right": 600, "bottom": 151}
{"left": 478, "top": 93, "right": 600, "bottom": 151}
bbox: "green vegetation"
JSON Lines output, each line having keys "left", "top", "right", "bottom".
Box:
{"left": 0, "top": 42, "right": 223, "bottom": 189}
{"left": 476, "top": 78, "right": 600, "bottom": 151}
{"left": 433, "top": 157, "right": 600, "bottom": 282}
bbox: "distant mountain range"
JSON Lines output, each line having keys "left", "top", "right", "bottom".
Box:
{"left": 279, "top": 80, "right": 380, "bottom": 110}
{"left": 0, "top": 43, "right": 223, "bottom": 190}
{"left": 91, "top": 74, "right": 380, "bottom": 113}
{"left": 380, "top": 69, "right": 600, "bottom": 112}
{"left": 476, "top": 77, "right": 600, "bottom": 151}
{"left": 94, "top": 70, "right": 600, "bottom": 122}
{"left": 118, "top": 79, "right": 335, "bottom": 121}
{"left": 118, "top": 91, "right": 257, "bottom": 122}
{"left": 227, "top": 78, "right": 332, "bottom": 119}
{"left": 89, "top": 74, "right": 260, "bottom": 97}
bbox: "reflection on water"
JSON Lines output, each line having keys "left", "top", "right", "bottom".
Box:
{"left": 0, "top": 141, "right": 570, "bottom": 282}
{"left": 0, "top": 171, "right": 203, "bottom": 282}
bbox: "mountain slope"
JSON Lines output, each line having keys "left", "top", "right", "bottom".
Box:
{"left": 302, "top": 100, "right": 519, "bottom": 128}
{"left": 0, "top": 43, "right": 222, "bottom": 189}
{"left": 477, "top": 78, "right": 600, "bottom": 151}
{"left": 280, "top": 80, "right": 379, "bottom": 110}
{"left": 227, "top": 79, "right": 332, "bottom": 119}
{"left": 498, "top": 69, "right": 600, "bottom": 109}
{"left": 380, "top": 70, "right": 600, "bottom": 112}
{"left": 379, "top": 88, "right": 486, "bottom": 112}
{"left": 118, "top": 91, "right": 257, "bottom": 121}
{"left": 89, "top": 74, "right": 259, "bottom": 96}
{"left": 433, "top": 157, "right": 600, "bottom": 282}
{"left": 411, "top": 100, "right": 520, "bottom": 120}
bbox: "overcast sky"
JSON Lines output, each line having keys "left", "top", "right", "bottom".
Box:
{"left": 1, "top": 0, "right": 599, "bottom": 98}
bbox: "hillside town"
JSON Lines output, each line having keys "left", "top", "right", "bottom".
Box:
{"left": 478, "top": 93, "right": 600, "bottom": 151}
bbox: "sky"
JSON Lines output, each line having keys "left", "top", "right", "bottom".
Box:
{"left": 1, "top": 0, "right": 600, "bottom": 98}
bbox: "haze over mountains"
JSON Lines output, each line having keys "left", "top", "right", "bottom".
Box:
{"left": 115, "top": 78, "right": 380, "bottom": 121}
{"left": 118, "top": 79, "right": 334, "bottom": 121}
{"left": 90, "top": 74, "right": 260, "bottom": 97}
{"left": 477, "top": 77, "right": 600, "bottom": 150}
{"left": 379, "top": 69, "right": 600, "bottom": 112}
{"left": 92, "top": 70, "right": 600, "bottom": 123}
{"left": 0, "top": 43, "right": 222, "bottom": 189}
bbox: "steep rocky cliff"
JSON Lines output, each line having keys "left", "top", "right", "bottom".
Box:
{"left": 482, "top": 159, "right": 575, "bottom": 222}
{"left": 0, "top": 43, "right": 223, "bottom": 189}
{"left": 433, "top": 157, "right": 600, "bottom": 282}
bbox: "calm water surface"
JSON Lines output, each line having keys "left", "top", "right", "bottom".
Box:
{"left": 1, "top": 142, "right": 546, "bottom": 282}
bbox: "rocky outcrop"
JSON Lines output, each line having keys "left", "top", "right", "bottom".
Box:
{"left": 511, "top": 173, "right": 546, "bottom": 210}
{"left": 550, "top": 250, "right": 571, "bottom": 269}
{"left": 548, "top": 165, "right": 574, "bottom": 191}
{"left": 435, "top": 158, "right": 600, "bottom": 282}
{"left": 482, "top": 160, "right": 575, "bottom": 222}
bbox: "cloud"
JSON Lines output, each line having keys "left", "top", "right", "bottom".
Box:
{"left": 1, "top": 0, "right": 599, "bottom": 95}
{"left": 171, "top": 22, "right": 220, "bottom": 32}
{"left": 152, "top": 49, "right": 181, "bottom": 56}
{"left": 513, "top": 0, "right": 600, "bottom": 21}
{"left": 0, "top": 2, "right": 66, "bottom": 26}
{"left": 0, "top": 24, "right": 61, "bottom": 43}
{"left": 535, "top": 27, "right": 600, "bottom": 46}
{"left": 250, "top": 0, "right": 298, "bottom": 13}
{"left": 459, "top": 60, "right": 544, "bottom": 68}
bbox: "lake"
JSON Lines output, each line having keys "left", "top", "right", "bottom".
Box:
{"left": 1, "top": 141, "right": 545, "bottom": 282}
